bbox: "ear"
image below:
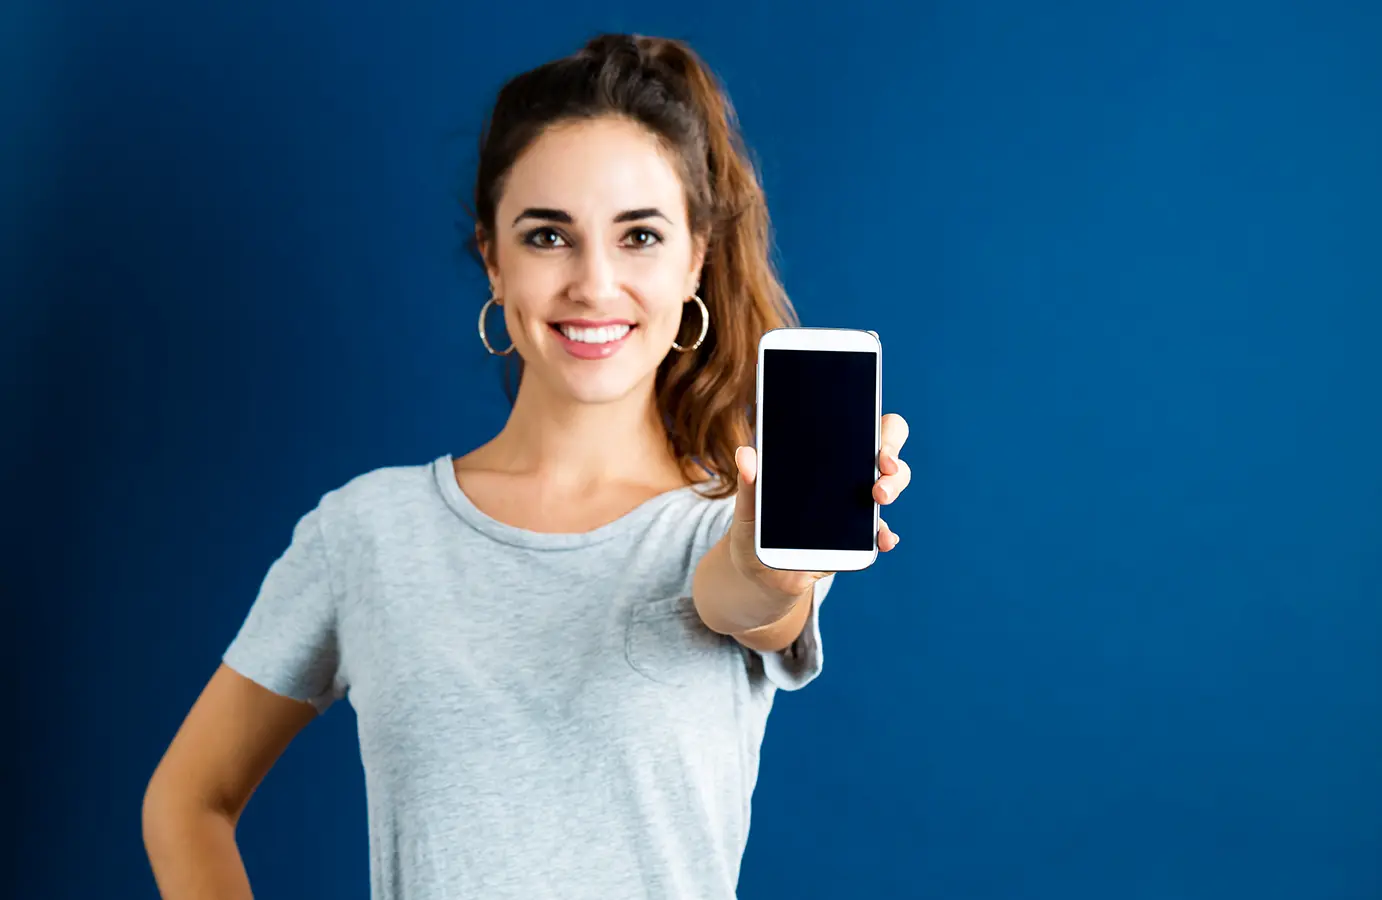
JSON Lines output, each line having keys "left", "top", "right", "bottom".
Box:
{"left": 686, "top": 232, "right": 709, "bottom": 296}
{"left": 476, "top": 224, "right": 502, "bottom": 298}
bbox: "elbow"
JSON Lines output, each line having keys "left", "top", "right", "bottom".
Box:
{"left": 142, "top": 768, "right": 224, "bottom": 851}
{"left": 141, "top": 771, "right": 178, "bottom": 853}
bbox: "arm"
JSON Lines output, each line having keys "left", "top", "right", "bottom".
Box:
{"left": 142, "top": 663, "right": 317, "bottom": 899}
{"left": 692, "top": 532, "right": 814, "bottom": 654}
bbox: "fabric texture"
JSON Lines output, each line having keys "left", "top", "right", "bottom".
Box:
{"left": 224, "top": 454, "right": 833, "bottom": 899}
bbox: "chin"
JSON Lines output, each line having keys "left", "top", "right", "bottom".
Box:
{"left": 556, "top": 369, "right": 646, "bottom": 406}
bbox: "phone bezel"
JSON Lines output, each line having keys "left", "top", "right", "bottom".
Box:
{"left": 754, "top": 327, "right": 882, "bottom": 572}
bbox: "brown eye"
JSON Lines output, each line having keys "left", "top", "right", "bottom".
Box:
{"left": 622, "top": 228, "right": 663, "bottom": 249}
{"left": 523, "top": 227, "right": 568, "bottom": 249}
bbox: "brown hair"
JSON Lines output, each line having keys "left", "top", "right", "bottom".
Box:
{"left": 466, "top": 33, "right": 800, "bottom": 499}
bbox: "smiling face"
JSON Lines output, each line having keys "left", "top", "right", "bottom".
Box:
{"left": 480, "top": 116, "right": 707, "bottom": 406}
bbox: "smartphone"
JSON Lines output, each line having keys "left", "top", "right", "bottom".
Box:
{"left": 754, "top": 327, "right": 882, "bottom": 572}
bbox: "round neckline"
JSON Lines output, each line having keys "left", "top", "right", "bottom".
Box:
{"left": 431, "top": 455, "right": 713, "bottom": 550}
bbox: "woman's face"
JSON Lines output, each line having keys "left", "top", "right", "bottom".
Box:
{"left": 481, "top": 116, "right": 706, "bottom": 406}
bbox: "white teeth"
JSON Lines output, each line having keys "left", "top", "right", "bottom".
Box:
{"left": 558, "top": 324, "right": 631, "bottom": 344}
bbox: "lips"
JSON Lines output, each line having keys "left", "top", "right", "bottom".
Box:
{"left": 549, "top": 322, "right": 636, "bottom": 360}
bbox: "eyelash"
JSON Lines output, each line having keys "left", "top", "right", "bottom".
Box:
{"left": 521, "top": 227, "right": 664, "bottom": 250}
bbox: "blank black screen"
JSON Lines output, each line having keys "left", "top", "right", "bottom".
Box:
{"left": 760, "top": 349, "right": 877, "bottom": 550}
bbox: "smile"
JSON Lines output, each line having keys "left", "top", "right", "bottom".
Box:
{"left": 549, "top": 322, "right": 636, "bottom": 360}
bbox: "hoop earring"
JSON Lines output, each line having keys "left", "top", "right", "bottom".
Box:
{"left": 671, "top": 294, "right": 710, "bottom": 352}
{"left": 478, "top": 296, "right": 515, "bottom": 356}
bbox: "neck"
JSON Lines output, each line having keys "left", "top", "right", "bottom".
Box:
{"left": 477, "top": 372, "right": 689, "bottom": 492}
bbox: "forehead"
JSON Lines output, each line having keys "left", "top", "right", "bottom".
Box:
{"left": 499, "top": 117, "right": 688, "bottom": 222}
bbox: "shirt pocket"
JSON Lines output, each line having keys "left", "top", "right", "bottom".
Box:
{"left": 623, "top": 594, "right": 734, "bottom": 687}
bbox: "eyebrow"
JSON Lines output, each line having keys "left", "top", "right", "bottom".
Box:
{"left": 511, "top": 207, "right": 671, "bottom": 226}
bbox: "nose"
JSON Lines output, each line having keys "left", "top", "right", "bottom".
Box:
{"left": 568, "top": 241, "right": 621, "bottom": 307}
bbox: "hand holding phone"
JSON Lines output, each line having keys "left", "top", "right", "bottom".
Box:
{"left": 747, "top": 327, "right": 904, "bottom": 574}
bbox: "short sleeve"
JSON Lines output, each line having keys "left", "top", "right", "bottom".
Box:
{"left": 223, "top": 502, "right": 346, "bottom": 714}
{"left": 758, "top": 572, "right": 834, "bottom": 692}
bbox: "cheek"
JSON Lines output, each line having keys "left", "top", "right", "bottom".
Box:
{"left": 501, "top": 256, "right": 559, "bottom": 297}
{"left": 633, "top": 256, "right": 694, "bottom": 309}
{"left": 497, "top": 266, "right": 559, "bottom": 330}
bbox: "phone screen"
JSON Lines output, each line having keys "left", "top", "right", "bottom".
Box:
{"left": 760, "top": 348, "right": 878, "bottom": 551}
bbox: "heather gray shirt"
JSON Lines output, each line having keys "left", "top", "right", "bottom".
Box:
{"left": 223, "top": 454, "right": 833, "bottom": 899}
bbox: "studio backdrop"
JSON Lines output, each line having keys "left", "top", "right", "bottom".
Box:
{"left": 4, "top": 2, "right": 1379, "bottom": 897}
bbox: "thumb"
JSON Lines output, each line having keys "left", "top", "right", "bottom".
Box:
{"left": 733, "top": 445, "right": 757, "bottom": 528}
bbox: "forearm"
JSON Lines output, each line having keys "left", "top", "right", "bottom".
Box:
{"left": 143, "top": 796, "right": 254, "bottom": 900}
{"left": 692, "top": 535, "right": 813, "bottom": 652}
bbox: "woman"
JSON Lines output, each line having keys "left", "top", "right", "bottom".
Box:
{"left": 143, "top": 33, "right": 911, "bottom": 899}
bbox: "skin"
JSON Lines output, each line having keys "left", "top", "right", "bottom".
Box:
{"left": 141, "top": 114, "right": 912, "bottom": 897}
{"left": 143, "top": 668, "right": 313, "bottom": 898}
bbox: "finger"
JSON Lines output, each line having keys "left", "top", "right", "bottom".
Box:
{"left": 873, "top": 457, "right": 912, "bottom": 504}
{"left": 733, "top": 445, "right": 757, "bottom": 526}
{"left": 880, "top": 413, "right": 910, "bottom": 462}
{"left": 878, "top": 518, "right": 899, "bottom": 551}
{"left": 878, "top": 445, "right": 900, "bottom": 476}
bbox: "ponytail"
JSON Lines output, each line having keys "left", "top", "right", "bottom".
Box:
{"left": 635, "top": 36, "right": 801, "bottom": 497}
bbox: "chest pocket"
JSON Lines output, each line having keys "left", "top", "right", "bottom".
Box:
{"left": 624, "top": 594, "right": 736, "bottom": 687}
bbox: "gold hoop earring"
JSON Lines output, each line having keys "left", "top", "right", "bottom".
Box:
{"left": 671, "top": 293, "right": 710, "bottom": 352}
{"left": 478, "top": 296, "right": 515, "bottom": 356}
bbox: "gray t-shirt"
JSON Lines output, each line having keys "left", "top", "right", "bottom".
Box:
{"left": 223, "top": 454, "right": 833, "bottom": 899}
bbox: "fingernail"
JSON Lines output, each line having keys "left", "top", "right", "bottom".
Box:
{"left": 879, "top": 485, "right": 891, "bottom": 501}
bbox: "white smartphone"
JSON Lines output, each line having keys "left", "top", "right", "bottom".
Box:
{"left": 754, "top": 327, "right": 882, "bottom": 572}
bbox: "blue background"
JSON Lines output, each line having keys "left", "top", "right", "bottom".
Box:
{"left": 4, "top": 2, "right": 1379, "bottom": 897}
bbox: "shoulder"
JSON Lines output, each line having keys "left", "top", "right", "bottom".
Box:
{"left": 310, "top": 455, "right": 442, "bottom": 536}
{"left": 662, "top": 481, "right": 736, "bottom": 557}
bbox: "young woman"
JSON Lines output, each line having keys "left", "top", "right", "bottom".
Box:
{"left": 143, "top": 32, "right": 911, "bottom": 899}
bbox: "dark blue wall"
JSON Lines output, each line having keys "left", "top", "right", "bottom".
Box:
{"left": 5, "top": 2, "right": 1379, "bottom": 897}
